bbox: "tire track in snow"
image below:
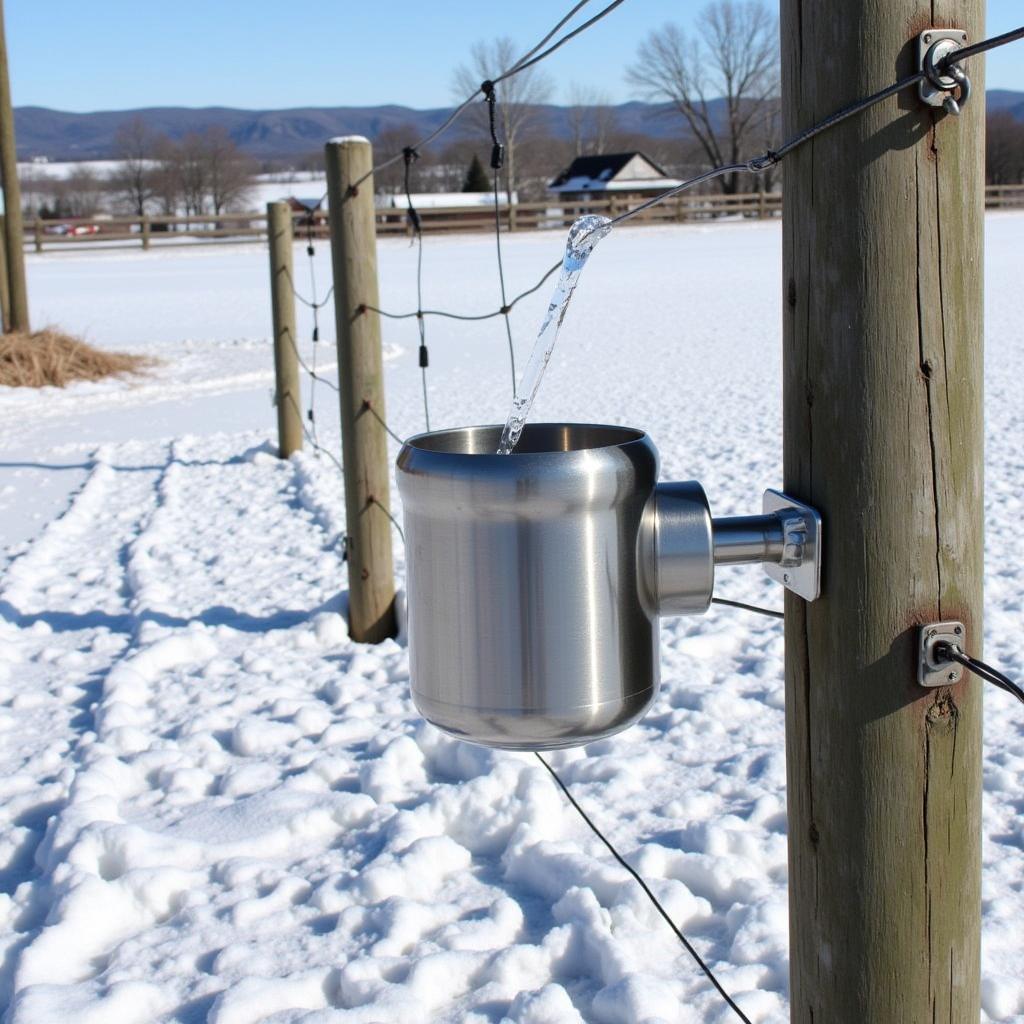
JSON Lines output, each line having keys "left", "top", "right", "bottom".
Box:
{"left": 0, "top": 443, "right": 171, "bottom": 1011}
{"left": 1, "top": 437, "right": 371, "bottom": 1020}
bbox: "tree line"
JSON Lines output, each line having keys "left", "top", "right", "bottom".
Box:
{"left": 373, "top": 1, "right": 1022, "bottom": 202}
{"left": 20, "top": 118, "right": 256, "bottom": 220}
{"left": 18, "top": 0, "right": 1024, "bottom": 220}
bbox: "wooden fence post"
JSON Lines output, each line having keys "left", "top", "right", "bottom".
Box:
{"left": 33, "top": 218, "right": 41, "bottom": 254}
{"left": 0, "top": 0, "right": 27, "bottom": 332}
{"left": 781, "top": 3, "right": 983, "bottom": 1020}
{"left": 267, "top": 201, "right": 303, "bottom": 459}
{"left": 325, "top": 136, "right": 397, "bottom": 644}
{"left": 141, "top": 215, "right": 151, "bottom": 250}
{"left": 0, "top": 213, "right": 9, "bottom": 333}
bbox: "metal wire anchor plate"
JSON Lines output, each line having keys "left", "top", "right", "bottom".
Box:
{"left": 918, "top": 29, "right": 968, "bottom": 107}
{"left": 762, "top": 490, "right": 822, "bottom": 601}
{"left": 918, "top": 621, "right": 966, "bottom": 687}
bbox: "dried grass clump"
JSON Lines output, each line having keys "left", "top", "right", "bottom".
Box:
{"left": 0, "top": 329, "right": 154, "bottom": 388}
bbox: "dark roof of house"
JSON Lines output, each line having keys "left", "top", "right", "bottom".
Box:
{"left": 548, "top": 151, "right": 669, "bottom": 188}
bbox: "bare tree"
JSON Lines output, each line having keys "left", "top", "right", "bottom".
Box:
{"left": 566, "top": 86, "right": 618, "bottom": 156}
{"left": 151, "top": 136, "right": 181, "bottom": 216}
{"left": 159, "top": 128, "right": 253, "bottom": 217}
{"left": 373, "top": 123, "right": 425, "bottom": 194}
{"left": 52, "top": 168, "right": 106, "bottom": 218}
{"left": 453, "top": 37, "right": 552, "bottom": 206}
{"left": 201, "top": 127, "right": 256, "bottom": 214}
{"left": 987, "top": 112, "right": 1024, "bottom": 185}
{"left": 176, "top": 133, "right": 209, "bottom": 215}
{"left": 110, "top": 116, "right": 156, "bottom": 215}
{"left": 627, "top": 1, "right": 778, "bottom": 194}
{"left": 17, "top": 163, "right": 47, "bottom": 215}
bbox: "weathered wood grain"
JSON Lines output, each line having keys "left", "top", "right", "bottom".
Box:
{"left": 267, "top": 201, "right": 303, "bottom": 460}
{"left": 325, "top": 138, "right": 397, "bottom": 644}
{"left": 780, "top": 2, "right": 984, "bottom": 1019}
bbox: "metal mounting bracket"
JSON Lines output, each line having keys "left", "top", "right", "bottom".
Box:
{"left": 918, "top": 621, "right": 966, "bottom": 687}
{"left": 918, "top": 29, "right": 969, "bottom": 113}
{"left": 762, "top": 489, "right": 822, "bottom": 602}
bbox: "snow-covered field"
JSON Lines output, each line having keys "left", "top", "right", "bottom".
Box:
{"left": 0, "top": 216, "right": 1022, "bottom": 1023}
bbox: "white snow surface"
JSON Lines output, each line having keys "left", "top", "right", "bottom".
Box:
{"left": 0, "top": 216, "right": 1022, "bottom": 1023}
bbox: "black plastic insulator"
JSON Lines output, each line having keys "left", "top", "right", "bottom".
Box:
{"left": 490, "top": 143, "right": 504, "bottom": 170}
{"left": 312, "top": 326, "right": 319, "bottom": 343}
{"left": 419, "top": 345, "right": 429, "bottom": 368}
{"left": 306, "top": 244, "right": 314, "bottom": 257}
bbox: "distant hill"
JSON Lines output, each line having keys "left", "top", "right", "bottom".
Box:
{"left": 13, "top": 102, "right": 683, "bottom": 161}
{"left": 14, "top": 91, "right": 1024, "bottom": 162}
{"left": 987, "top": 89, "right": 1024, "bottom": 120}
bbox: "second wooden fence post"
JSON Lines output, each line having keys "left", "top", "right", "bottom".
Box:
{"left": 267, "top": 201, "right": 303, "bottom": 459}
{"left": 325, "top": 136, "right": 397, "bottom": 644}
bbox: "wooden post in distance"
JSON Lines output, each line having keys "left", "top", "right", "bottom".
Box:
{"left": 0, "top": 213, "right": 9, "bottom": 332}
{"left": 267, "top": 201, "right": 303, "bottom": 459}
{"left": 0, "top": 0, "right": 28, "bottom": 332}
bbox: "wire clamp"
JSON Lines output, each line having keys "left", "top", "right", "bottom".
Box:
{"left": 762, "top": 490, "right": 822, "bottom": 601}
{"left": 919, "top": 30, "right": 971, "bottom": 115}
{"left": 918, "top": 621, "right": 966, "bottom": 687}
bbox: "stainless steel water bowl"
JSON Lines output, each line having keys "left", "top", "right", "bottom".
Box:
{"left": 396, "top": 423, "right": 820, "bottom": 751}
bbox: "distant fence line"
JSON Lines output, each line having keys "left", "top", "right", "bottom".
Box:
{"left": 23, "top": 184, "right": 1024, "bottom": 253}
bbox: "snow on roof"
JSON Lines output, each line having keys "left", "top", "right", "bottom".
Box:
{"left": 548, "top": 175, "right": 683, "bottom": 194}
{"left": 375, "top": 192, "right": 516, "bottom": 209}
{"left": 548, "top": 151, "right": 680, "bottom": 194}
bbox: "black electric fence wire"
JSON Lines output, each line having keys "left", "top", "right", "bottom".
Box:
{"left": 937, "top": 644, "right": 1024, "bottom": 706}
{"left": 285, "top": 331, "right": 339, "bottom": 393}
{"left": 273, "top": 30, "right": 1024, "bottom": 1024}
{"left": 483, "top": 81, "right": 518, "bottom": 396}
{"left": 492, "top": 0, "right": 627, "bottom": 83}
{"left": 362, "top": 260, "right": 562, "bottom": 323}
{"left": 362, "top": 400, "right": 406, "bottom": 446}
{"left": 369, "top": 495, "right": 406, "bottom": 544}
{"left": 277, "top": 210, "right": 349, "bottom": 478}
{"left": 534, "top": 753, "right": 753, "bottom": 1024}
{"left": 403, "top": 148, "right": 431, "bottom": 431}
{"left": 500, "top": 0, "right": 593, "bottom": 75}
{"left": 368, "top": 25, "right": 1024, "bottom": 327}
{"left": 937, "top": 24, "right": 1024, "bottom": 68}
{"left": 345, "top": 0, "right": 627, "bottom": 194}
{"left": 712, "top": 597, "right": 785, "bottom": 620}
{"left": 303, "top": 213, "right": 324, "bottom": 447}
{"left": 602, "top": 26, "right": 1024, "bottom": 235}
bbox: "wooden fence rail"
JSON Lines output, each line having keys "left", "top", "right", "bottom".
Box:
{"left": 23, "top": 184, "right": 1024, "bottom": 253}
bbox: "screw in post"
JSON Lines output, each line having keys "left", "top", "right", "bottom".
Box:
{"left": 954, "top": 625, "right": 963, "bottom": 635}
{"left": 948, "top": 672, "right": 957, "bottom": 681}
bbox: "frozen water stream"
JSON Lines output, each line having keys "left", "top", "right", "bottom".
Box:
{"left": 496, "top": 214, "right": 612, "bottom": 454}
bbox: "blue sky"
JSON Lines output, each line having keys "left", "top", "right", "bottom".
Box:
{"left": 7, "top": 1, "right": 1023, "bottom": 112}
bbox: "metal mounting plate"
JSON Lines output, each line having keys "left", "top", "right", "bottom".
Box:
{"left": 918, "top": 28, "right": 968, "bottom": 107}
{"left": 762, "top": 489, "right": 822, "bottom": 602}
{"left": 918, "top": 621, "right": 966, "bottom": 687}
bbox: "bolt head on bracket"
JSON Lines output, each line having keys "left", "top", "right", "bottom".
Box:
{"left": 918, "top": 29, "right": 969, "bottom": 111}
{"left": 762, "top": 489, "right": 822, "bottom": 601}
{"left": 918, "top": 621, "right": 966, "bottom": 688}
